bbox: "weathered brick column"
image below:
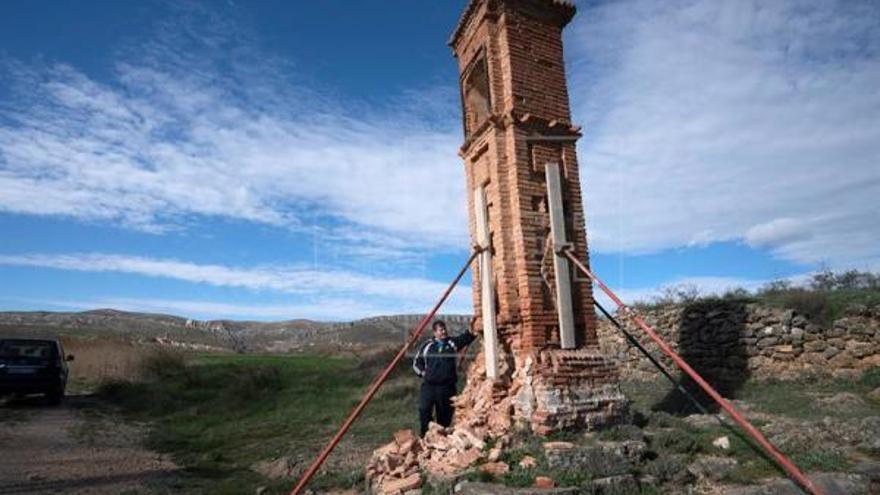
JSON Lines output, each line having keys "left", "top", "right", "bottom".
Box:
{"left": 366, "top": 4, "right": 630, "bottom": 489}
{"left": 450, "top": 0, "right": 628, "bottom": 434}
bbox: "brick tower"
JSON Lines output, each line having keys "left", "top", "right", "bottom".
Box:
{"left": 364, "top": 3, "right": 630, "bottom": 488}
{"left": 450, "top": 0, "right": 628, "bottom": 434}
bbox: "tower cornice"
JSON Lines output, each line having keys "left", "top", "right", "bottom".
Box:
{"left": 448, "top": 0, "right": 576, "bottom": 51}
{"left": 458, "top": 111, "right": 582, "bottom": 158}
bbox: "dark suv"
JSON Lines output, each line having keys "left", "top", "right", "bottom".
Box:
{"left": 0, "top": 338, "right": 73, "bottom": 405}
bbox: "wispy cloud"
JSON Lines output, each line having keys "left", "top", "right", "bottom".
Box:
{"left": 4, "top": 0, "right": 878, "bottom": 271}
{"left": 572, "top": 0, "right": 880, "bottom": 269}
{"left": 0, "top": 253, "right": 473, "bottom": 318}
{"left": 0, "top": 6, "right": 467, "bottom": 257}
{"left": 1, "top": 0, "right": 879, "bottom": 323}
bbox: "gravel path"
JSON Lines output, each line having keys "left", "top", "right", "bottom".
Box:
{"left": 0, "top": 395, "right": 176, "bottom": 494}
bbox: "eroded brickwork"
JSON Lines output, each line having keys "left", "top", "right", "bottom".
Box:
{"left": 367, "top": 3, "right": 628, "bottom": 490}
{"left": 452, "top": 0, "right": 627, "bottom": 434}
{"left": 455, "top": 0, "right": 598, "bottom": 350}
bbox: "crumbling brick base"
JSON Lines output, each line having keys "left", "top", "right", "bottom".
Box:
{"left": 455, "top": 347, "right": 629, "bottom": 437}
{"left": 515, "top": 349, "right": 630, "bottom": 435}
{"left": 366, "top": 348, "right": 629, "bottom": 493}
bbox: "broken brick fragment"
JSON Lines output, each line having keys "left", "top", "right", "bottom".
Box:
{"left": 478, "top": 461, "right": 510, "bottom": 476}
{"left": 518, "top": 455, "right": 537, "bottom": 469}
{"left": 534, "top": 476, "right": 555, "bottom": 488}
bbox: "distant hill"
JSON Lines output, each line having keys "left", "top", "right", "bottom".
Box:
{"left": 0, "top": 309, "right": 472, "bottom": 353}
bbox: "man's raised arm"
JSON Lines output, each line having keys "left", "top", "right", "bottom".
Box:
{"left": 451, "top": 328, "right": 476, "bottom": 349}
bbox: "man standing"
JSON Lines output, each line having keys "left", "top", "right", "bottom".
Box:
{"left": 412, "top": 320, "right": 476, "bottom": 436}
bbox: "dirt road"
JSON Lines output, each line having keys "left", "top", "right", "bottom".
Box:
{"left": 0, "top": 395, "right": 176, "bottom": 494}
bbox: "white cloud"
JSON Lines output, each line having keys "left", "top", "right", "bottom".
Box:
{"left": 0, "top": 21, "right": 467, "bottom": 255}
{"left": 0, "top": 6, "right": 475, "bottom": 320}
{"left": 571, "top": 0, "right": 880, "bottom": 269}
{"left": 0, "top": 253, "right": 473, "bottom": 318}
{"left": 1, "top": 0, "right": 879, "bottom": 327}
{"left": 744, "top": 217, "right": 810, "bottom": 248}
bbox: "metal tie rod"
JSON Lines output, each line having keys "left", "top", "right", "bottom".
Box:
{"left": 289, "top": 248, "right": 482, "bottom": 495}
{"left": 562, "top": 247, "right": 825, "bottom": 495}
{"left": 594, "top": 301, "right": 772, "bottom": 455}
{"left": 593, "top": 299, "right": 711, "bottom": 417}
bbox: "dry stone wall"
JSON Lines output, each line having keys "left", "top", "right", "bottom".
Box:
{"left": 597, "top": 301, "right": 880, "bottom": 382}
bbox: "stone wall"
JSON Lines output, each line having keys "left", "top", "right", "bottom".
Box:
{"left": 597, "top": 301, "right": 880, "bottom": 383}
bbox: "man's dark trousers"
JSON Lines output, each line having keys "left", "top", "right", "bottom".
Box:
{"left": 419, "top": 382, "right": 455, "bottom": 436}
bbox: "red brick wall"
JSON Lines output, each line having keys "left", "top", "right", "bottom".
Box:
{"left": 453, "top": 0, "right": 597, "bottom": 352}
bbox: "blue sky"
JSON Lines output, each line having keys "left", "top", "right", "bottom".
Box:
{"left": 0, "top": 0, "right": 878, "bottom": 321}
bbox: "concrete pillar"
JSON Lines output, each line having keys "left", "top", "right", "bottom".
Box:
{"left": 545, "top": 162, "right": 576, "bottom": 349}
{"left": 475, "top": 185, "right": 499, "bottom": 378}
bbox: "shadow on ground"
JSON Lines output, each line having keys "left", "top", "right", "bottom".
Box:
{"left": 1, "top": 393, "right": 98, "bottom": 410}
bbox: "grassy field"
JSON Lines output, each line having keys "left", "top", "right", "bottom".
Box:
{"left": 97, "top": 349, "right": 419, "bottom": 494}
{"left": 86, "top": 343, "right": 880, "bottom": 494}
{"left": 620, "top": 370, "right": 880, "bottom": 485}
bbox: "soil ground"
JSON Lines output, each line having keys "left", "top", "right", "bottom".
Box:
{"left": 0, "top": 394, "right": 177, "bottom": 495}
{"left": 3, "top": 353, "right": 878, "bottom": 494}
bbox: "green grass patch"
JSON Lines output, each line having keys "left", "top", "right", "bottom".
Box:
{"left": 461, "top": 469, "right": 496, "bottom": 483}
{"left": 621, "top": 372, "right": 876, "bottom": 486}
{"left": 722, "top": 448, "right": 850, "bottom": 485}
{"left": 501, "top": 468, "right": 536, "bottom": 487}
{"left": 735, "top": 370, "right": 880, "bottom": 420}
{"left": 596, "top": 424, "right": 645, "bottom": 442}
{"left": 758, "top": 288, "right": 880, "bottom": 326}
{"left": 623, "top": 366, "right": 880, "bottom": 424}
{"left": 99, "top": 352, "right": 421, "bottom": 494}
{"left": 649, "top": 428, "right": 702, "bottom": 456}
{"left": 552, "top": 469, "right": 593, "bottom": 487}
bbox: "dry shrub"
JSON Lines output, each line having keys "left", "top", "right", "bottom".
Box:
{"left": 356, "top": 346, "right": 400, "bottom": 373}
{"left": 226, "top": 365, "right": 282, "bottom": 401}
{"left": 61, "top": 337, "right": 152, "bottom": 386}
{"left": 777, "top": 289, "right": 833, "bottom": 325}
{"left": 139, "top": 347, "right": 188, "bottom": 380}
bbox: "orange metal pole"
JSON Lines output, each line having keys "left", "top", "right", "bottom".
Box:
{"left": 563, "top": 248, "right": 824, "bottom": 495}
{"left": 289, "top": 249, "right": 481, "bottom": 495}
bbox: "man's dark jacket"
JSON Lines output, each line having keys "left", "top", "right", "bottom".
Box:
{"left": 412, "top": 331, "right": 475, "bottom": 385}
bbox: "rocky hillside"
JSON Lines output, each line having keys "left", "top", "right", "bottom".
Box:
{"left": 0, "top": 309, "right": 471, "bottom": 353}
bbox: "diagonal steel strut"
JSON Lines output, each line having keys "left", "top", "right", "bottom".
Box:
{"left": 289, "top": 248, "right": 482, "bottom": 495}
{"left": 562, "top": 247, "right": 825, "bottom": 495}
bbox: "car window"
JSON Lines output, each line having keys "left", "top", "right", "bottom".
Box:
{"left": 0, "top": 340, "right": 56, "bottom": 359}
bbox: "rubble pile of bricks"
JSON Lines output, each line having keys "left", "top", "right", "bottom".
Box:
{"left": 366, "top": 355, "right": 515, "bottom": 494}
{"left": 366, "top": 346, "right": 629, "bottom": 494}
{"left": 366, "top": 423, "right": 505, "bottom": 495}
{"left": 365, "top": 430, "right": 423, "bottom": 495}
